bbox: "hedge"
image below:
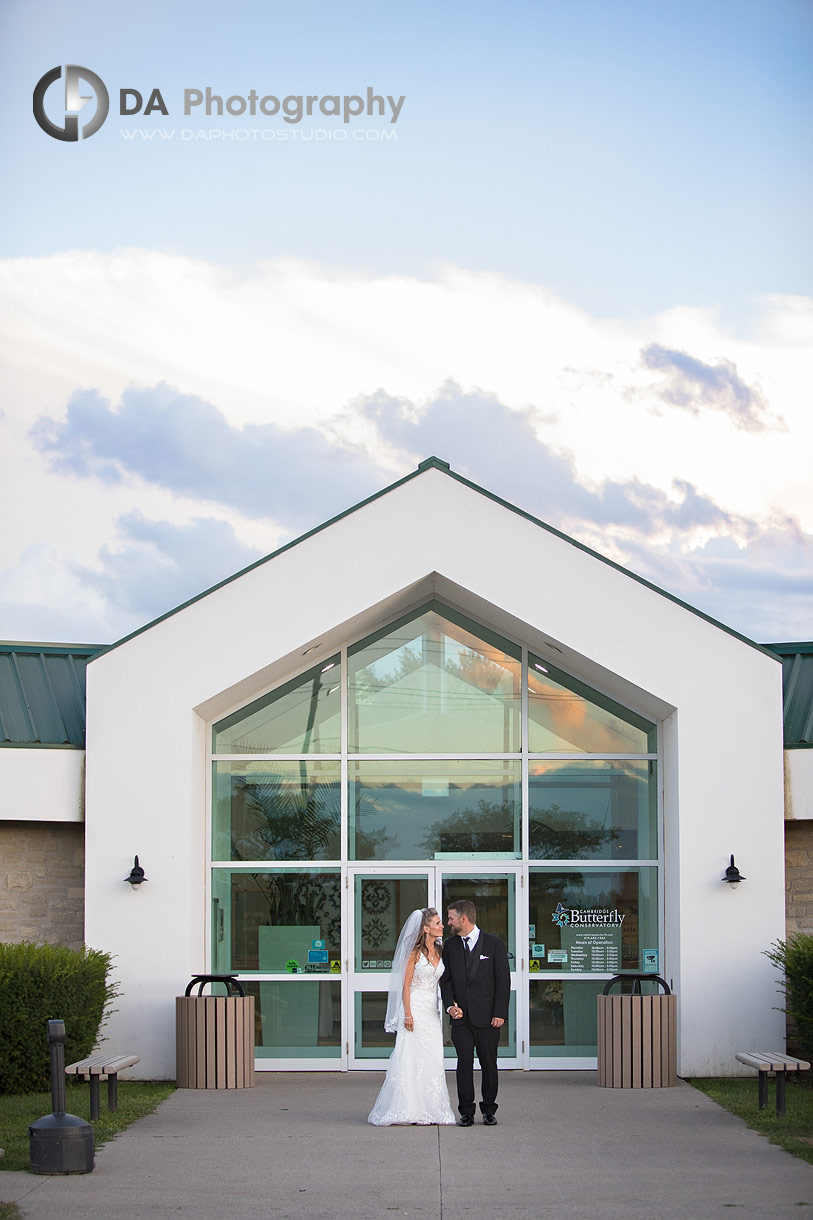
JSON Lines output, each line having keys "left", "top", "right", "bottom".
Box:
{"left": 0, "top": 942, "right": 120, "bottom": 1094}
{"left": 765, "top": 934, "right": 813, "bottom": 1059}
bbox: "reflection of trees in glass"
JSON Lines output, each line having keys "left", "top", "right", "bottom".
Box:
{"left": 444, "top": 647, "right": 512, "bottom": 695}
{"left": 230, "top": 773, "right": 394, "bottom": 861}
{"left": 530, "top": 873, "right": 586, "bottom": 915}
{"left": 418, "top": 799, "right": 516, "bottom": 856}
{"left": 529, "top": 804, "right": 618, "bottom": 860}
{"left": 351, "top": 834, "right": 399, "bottom": 861}
{"left": 246, "top": 871, "right": 341, "bottom": 949}
{"left": 213, "top": 658, "right": 340, "bottom": 754}
{"left": 352, "top": 645, "right": 421, "bottom": 703}
{"left": 351, "top": 784, "right": 410, "bottom": 860}
{"left": 231, "top": 774, "right": 341, "bottom": 861}
{"left": 353, "top": 634, "right": 514, "bottom": 705}
{"left": 416, "top": 797, "right": 618, "bottom": 859}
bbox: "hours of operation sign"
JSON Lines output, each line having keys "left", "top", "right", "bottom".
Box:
{"left": 561, "top": 926, "right": 622, "bottom": 973}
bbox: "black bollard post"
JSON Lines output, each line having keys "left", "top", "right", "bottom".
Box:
{"left": 49, "top": 1019, "right": 67, "bottom": 1115}
{"left": 29, "top": 1020, "right": 95, "bottom": 1174}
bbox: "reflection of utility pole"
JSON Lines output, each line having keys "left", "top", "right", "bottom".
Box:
{"left": 300, "top": 672, "right": 321, "bottom": 789}
{"left": 426, "top": 615, "right": 443, "bottom": 719}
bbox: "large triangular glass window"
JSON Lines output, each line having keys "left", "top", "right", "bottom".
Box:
{"left": 528, "top": 657, "right": 656, "bottom": 753}
{"left": 213, "top": 656, "right": 341, "bottom": 755}
{"left": 348, "top": 603, "right": 521, "bottom": 753}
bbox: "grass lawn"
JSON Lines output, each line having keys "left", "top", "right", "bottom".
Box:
{"left": 690, "top": 1076, "right": 813, "bottom": 1166}
{"left": 0, "top": 1081, "right": 175, "bottom": 1174}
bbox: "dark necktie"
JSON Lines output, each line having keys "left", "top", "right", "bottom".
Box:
{"left": 463, "top": 936, "right": 472, "bottom": 975}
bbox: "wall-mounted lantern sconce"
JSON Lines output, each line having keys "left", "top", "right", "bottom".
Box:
{"left": 125, "top": 855, "right": 147, "bottom": 887}
{"left": 723, "top": 855, "right": 745, "bottom": 887}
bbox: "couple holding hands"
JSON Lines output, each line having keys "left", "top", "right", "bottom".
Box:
{"left": 368, "top": 899, "right": 510, "bottom": 1127}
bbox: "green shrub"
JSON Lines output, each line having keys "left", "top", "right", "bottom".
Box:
{"left": 0, "top": 942, "right": 119, "bottom": 1094}
{"left": 764, "top": 934, "right": 813, "bottom": 1058}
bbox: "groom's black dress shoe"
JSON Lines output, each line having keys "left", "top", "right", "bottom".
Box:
{"left": 482, "top": 1114, "right": 498, "bottom": 1126}
{"left": 458, "top": 1115, "right": 474, "bottom": 1127}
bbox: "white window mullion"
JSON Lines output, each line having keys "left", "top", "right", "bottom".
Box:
{"left": 340, "top": 643, "right": 350, "bottom": 1068}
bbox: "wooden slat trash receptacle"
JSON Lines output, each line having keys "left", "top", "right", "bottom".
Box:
{"left": 176, "top": 975, "right": 255, "bottom": 1089}
{"left": 597, "top": 974, "right": 677, "bottom": 1088}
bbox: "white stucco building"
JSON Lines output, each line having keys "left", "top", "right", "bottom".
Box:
{"left": 3, "top": 459, "right": 809, "bottom": 1078}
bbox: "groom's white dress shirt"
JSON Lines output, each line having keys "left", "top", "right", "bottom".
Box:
{"left": 447, "top": 925, "right": 481, "bottom": 1013}
{"left": 463, "top": 925, "right": 481, "bottom": 952}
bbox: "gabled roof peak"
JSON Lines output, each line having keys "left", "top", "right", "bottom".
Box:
{"left": 89, "top": 457, "right": 779, "bottom": 663}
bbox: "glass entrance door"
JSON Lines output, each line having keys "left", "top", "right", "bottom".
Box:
{"left": 347, "top": 865, "right": 521, "bottom": 1068}
{"left": 349, "top": 869, "right": 430, "bottom": 1064}
{"left": 438, "top": 868, "right": 519, "bottom": 1067}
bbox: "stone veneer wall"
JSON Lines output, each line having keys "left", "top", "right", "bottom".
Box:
{"left": 1, "top": 818, "right": 811, "bottom": 966}
{"left": 785, "top": 819, "right": 813, "bottom": 937}
{"left": 0, "top": 821, "right": 85, "bottom": 950}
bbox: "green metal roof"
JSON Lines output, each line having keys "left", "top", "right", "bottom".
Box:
{"left": 0, "top": 644, "right": 102, "bottom": 747}
{"left": 764, "top": 643, "right": 813, "bottom": 748}
{"left": 1, "top": 633, "right": 810, "bottom": 751}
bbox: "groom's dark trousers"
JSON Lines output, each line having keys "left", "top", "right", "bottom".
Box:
{"left": 440, "top": 931, "right": 510, "bottom": 1117}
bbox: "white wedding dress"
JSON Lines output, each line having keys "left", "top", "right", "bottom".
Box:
{"left": 368, "top": 955, "right": 457, "bottom": 1125}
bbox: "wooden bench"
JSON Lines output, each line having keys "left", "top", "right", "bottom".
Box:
{"left": 65, "top": 1054, "right": 140, "bottom": 1120}
{"left": 735, "top": 1052, "right": 810, "bottom": 1116}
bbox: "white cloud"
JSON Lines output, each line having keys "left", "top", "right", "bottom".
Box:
{"left": 0, "top": 514, "right": 264, "bottom": 643}
{"left": 639, "top": 344, "right": 777, "bottom": 431}
{"left": 1, "top": 250, "right": 811, "bottom": 643}
{"left": 1, "top": 250, "right": 810, "bottom": 523}
{"left": 31, "top": 383, "right": 387, "bottom": 529}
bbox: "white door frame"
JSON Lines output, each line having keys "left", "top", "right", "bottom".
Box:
{"left": 345, "top": 863, "right": 524, "bottom": 1070}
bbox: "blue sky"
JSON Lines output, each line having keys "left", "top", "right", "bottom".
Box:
{"left": 4, "top": 0, "right": 811, "bottom": 314}
{"left": 0, "top": 0, "right": 811, "bottom": 643}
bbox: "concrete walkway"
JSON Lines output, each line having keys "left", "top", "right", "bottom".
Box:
{"left": 2, "top": 1072, "right": 812, "bottom": 1219}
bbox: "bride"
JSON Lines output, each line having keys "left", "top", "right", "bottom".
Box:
{"left": 368, "top": 907, "right": 457, "bottom": 1126}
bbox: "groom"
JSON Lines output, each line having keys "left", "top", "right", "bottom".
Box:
{"left": 440, "top": 899, "right": 510, "bottom": 1126}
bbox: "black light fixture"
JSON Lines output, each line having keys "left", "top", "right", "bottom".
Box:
{"left": 125, "top": 855, "right": 147, "bottom": 887}
{"left": 723, "top": 855, "right": 745, "bottom": 887}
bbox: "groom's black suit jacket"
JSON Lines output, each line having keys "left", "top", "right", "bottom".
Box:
{"left": 440, "top": 931, "right": 510, "bottom": 1027}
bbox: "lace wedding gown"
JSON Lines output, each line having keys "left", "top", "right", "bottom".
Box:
{"left": 368, "top": 955, "right": 457, "bottom": 1125}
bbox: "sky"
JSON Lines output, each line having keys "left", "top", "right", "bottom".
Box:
{"left": 0, "top": 0, "right": 811, "bottom": 646}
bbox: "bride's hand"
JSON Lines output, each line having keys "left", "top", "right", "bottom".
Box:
{"left": 404, "top": 1015, "right": 414, "bottom": 1032}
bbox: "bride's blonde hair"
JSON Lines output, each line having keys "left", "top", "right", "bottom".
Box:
{"left": 412, "top": 907, "right": 441, "bottom": 958}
